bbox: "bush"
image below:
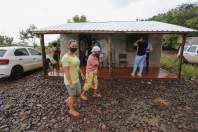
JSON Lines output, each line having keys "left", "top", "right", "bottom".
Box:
{"left": 160, "top": 55, "right": 198, "bottom": 77}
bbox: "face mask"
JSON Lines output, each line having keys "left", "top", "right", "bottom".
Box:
{"left": 94, "top": 52, "right": 100, "bottom": 58}
{"left": 70, "top": 48, "right": 77, "bottom": 53}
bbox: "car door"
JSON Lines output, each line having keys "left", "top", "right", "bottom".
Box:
{"left": 195, "top": 47, "right": 198, "bottom": 63}
{"left": 28, "top": 48, "right": 43, "bottom": 68}
{"left": 185, "top": 46, "right": 197, "bottom": 63}
{"left": 14, "top": 48, "right": 33, "bottom": 71}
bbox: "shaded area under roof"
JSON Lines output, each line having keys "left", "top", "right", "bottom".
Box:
{"left": 32, "top": 21, "right": 197, "bottom": 34}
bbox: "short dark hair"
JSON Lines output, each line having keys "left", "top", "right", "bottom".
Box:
{"left": 68, "top": 40, "right": 77, "bottom": 47}
{"left": 52, "top": 42, "right": 57, "bottom": 47}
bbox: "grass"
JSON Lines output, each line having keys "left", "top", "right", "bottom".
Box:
{"left": 160, "top": 55, "right": 198, "bottom": 77}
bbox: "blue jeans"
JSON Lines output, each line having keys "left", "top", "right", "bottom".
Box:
{"left": 132, "top": 55, "right": 146, "bottom": 76}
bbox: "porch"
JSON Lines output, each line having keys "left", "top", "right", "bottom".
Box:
{"left": 47, "top": 67, "right": 178, "bottom": 80}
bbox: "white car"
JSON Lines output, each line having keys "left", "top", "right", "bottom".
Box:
{"left": 183, "top": 45, "right": 198, "bottom": 64}
{"left": 0, "top": 46, "right": 43, "bottom": 79}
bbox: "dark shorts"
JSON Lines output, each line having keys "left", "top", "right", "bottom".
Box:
{"left": 53, "top": 54, "right": 60, "bottom": 62}
{"left": 65, "top": 81, "right": 81, "bottom": 96}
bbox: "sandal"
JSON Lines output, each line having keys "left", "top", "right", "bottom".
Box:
{"left": 93, "top": 93, "right": 101, "bottom": 97}
{"left": 80, "top": 95, "right": 88, "bottom": 101}
{"left": 68, "top": 110, "right": 80, "bottom": 117}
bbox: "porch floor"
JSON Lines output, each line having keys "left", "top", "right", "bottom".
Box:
{"left": 47, "top": 67, "right": 178, "bottom": 80}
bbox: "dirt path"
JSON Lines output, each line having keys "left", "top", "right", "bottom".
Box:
{"left": 0, "top": 71, "right": 197, "bottom": 131}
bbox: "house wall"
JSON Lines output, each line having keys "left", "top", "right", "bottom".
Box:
{"left": 60, "top": 34, "right": 163, "bottom": 68}
{"left": 111, "top": 34, "right": 162, "bottom": 67}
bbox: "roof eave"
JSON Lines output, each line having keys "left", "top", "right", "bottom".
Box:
{"left": 31, "top": 30, "right": 197, "bottom": 35}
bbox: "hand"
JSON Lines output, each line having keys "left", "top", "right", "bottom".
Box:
{"left": 69, "top": 81, "right": 75, "bottom": 88}
{"left": 81, "top": 74, "right": 85, "bottom": 80}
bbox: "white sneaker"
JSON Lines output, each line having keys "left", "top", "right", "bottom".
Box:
{"left": 137, "top": 73, "right": 142, "bottom": 78}
{"left": 131, "top": 73, "right": 135, "bottom": 77}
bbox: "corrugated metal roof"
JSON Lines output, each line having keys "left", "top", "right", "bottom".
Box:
{"left": 32, "top": 21, "right": 197, "bottom": 34}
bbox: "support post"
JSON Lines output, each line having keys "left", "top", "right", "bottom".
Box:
{"left": 40, "top": 34, "right": 47, "bottom": 76}
{"left": 108, "top": 35, "right": 112, "bottom": 77}
{"left": 178, "top": 34, "right": 186, "bottom": 79}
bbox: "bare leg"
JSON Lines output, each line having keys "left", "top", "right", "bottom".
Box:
{"left": 65, "top": 96, "right": 80, "bottom": 117}
{"left": 80, "top": 91, "right": 88, "bottom": 101}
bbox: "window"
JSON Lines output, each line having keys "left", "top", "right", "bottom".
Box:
{"left": 187, "top": 46, "right": 196, "bottom": 53}
{"left": 14, "top": 48, "right": 29, "bottom": 56}
{"left": 0, "top": 50, "right": 6, "bottom": 57}
{"left": 28, "top": 48, "right": 41, "bottom": 55}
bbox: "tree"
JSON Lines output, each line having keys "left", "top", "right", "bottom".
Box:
{"left": 149, "top": 3, "right": 198, "bottom": 49}
{"left": 149, "top": 3, "right": 198, "bottom": 30}
{"left": 19, "top": 24, "right": 37, "bottom": 47}
{"left": 0, "top": 35, "right": 14, "bottom": 46}
{"left": 48, "top": 39, "right": 60, "bottom": 48}
{"left": 67, "top": 15, "right": 88, "bottom": 23}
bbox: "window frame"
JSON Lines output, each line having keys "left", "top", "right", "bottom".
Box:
{"left": 28, "top": 48, "right": 41, "bottom": 56}
{"left": 0, "top": 50, "right": 7, "bottom": 57}
{"left": 14, "top": 48, "right": 30, "bottom": 56}
{"left": 187, "top": 46, "right": 197, "bottom": 53}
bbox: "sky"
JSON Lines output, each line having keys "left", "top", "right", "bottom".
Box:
{"left": 0, "top": 0, "right": 198, "bottom": 44}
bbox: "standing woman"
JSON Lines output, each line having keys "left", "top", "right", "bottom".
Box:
{"left": 131, "top": 36, "right": 148, "bottom": 78}
{"left": 61, "top": 40, "right": 84, "bottom": 117}
{"left": 52, "top": 42, "right": 61, "bottom": 74}
{"left": 81, "top": 46, "right": 101, "bottom": 101}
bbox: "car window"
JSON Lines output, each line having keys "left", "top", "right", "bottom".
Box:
{"left": 14, "top": 48, "right": 29, "bottom": 56}
{"left": 0, "top": 50, "right": 6, "bottom": 57}
{"left": 28, "top": 48, "right": 41, "bottom": 55}
{"left": 187, "top": 46, "right": 197, "bottom": 53}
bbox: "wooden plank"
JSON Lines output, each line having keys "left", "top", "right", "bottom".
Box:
{"left": 107, "top": 35, "right": 112, "bottom": 77}
{"left": 40, "top": 34, "right": 48, "bottom": 75}
{"left": 178, "top": 34, "right": 186, "bottom": 79}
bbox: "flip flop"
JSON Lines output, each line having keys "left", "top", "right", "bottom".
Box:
{"left": 93, "top": 93, "right": 101, "bottom": 97}
{"left": 68, "top": 110, "right": 80, "bottom": 117}
{"left": 80, "top": 95, "right": 88, "bottom": 101}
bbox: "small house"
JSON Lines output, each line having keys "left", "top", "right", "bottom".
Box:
{"left": 32, "top": 21, "right": 197, "bottom": 80}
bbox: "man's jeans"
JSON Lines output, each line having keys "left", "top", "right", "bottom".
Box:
{"left": 132, "top": 54, "right": 146, "bottom": 76}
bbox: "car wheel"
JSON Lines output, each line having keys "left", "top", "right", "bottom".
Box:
{"left": 10, "top": 66, "right": 24, "bottom": 80}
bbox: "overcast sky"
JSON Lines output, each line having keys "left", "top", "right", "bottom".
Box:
{"left": 0, "top": 0, "right": 198, "bottom": 43}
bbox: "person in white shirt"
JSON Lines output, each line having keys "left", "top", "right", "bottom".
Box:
{"left": 146, "top": 42, "right": 153, "bottom": 72}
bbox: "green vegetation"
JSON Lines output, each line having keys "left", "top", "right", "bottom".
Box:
{"left": 160, "top": 55, "right": 198, "bottom": 77}
{"left": 19, "top": 24, "right": 37, "bottom": 47}
{"left": 0, "top": 35, "right": 14, "bottom": 46}
{"left": 149, "top": 3, "right": 198, "bottom": 32}
{"left": 67, "top": 15, "right": 88, "bottom": 23}
{"left": 149, "top": 3, "right": 198, "bottom": 49}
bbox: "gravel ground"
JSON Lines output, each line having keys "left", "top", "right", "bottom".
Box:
{"left": 0, "top": 71, "right": 198, "bottom": 132}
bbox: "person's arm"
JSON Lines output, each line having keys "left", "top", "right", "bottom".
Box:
{"left": 147, "top": 43, "right": 153, "bottom": 52}
{"left": 61, "top": 55, "right": 73, "bottom": 86}
{"left": 63, "top": 66, "right": 73, "bottom": 85}
{"left": 79, "top": 68, "right": 85, "bottom": 80}
{"left": 133, "top": 39, "right": 140, "bottom": 47}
